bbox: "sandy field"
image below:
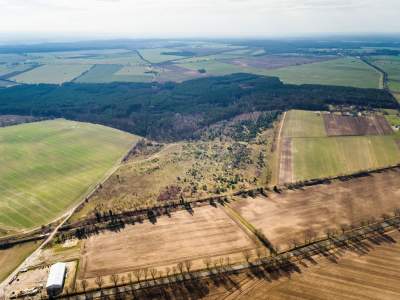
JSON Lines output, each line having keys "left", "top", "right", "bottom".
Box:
{"left": 323, "top": 114, "right": 393, "bottom": 136}
{"left": 230, "top": 168, "right": 400, "bottom": 249}
{"left": 79, "top": 205, "right": 257, "bottom": 279}
{"left": 203, "top": 230, "right": 400, "bottom": 300}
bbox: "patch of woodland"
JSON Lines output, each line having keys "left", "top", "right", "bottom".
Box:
{"left": 0, "top": 73, "right": 396, "bottom": 141}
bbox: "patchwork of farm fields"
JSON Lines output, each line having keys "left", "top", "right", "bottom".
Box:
{"left": 279, "top": 110, "right": 400, "bottom": 183}
{"left": 231, "top": 167, "right": 400, "bottom": 250}
{"left": 0, "top": 119, "right": 137, "bottom": 231}
{"left": 11, "top": 64, "right": 92, "bottom": 84}
{"left": 204, "top": 229, "right": 400, "bottom": 300}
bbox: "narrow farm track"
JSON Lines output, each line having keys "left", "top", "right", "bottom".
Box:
{"left": 275, "top": 111, "right": 286, "bottom": 185}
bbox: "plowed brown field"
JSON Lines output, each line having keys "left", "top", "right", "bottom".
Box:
{"left": 230, "top": 168, "right": 400, "bottom": 250}
{"left": 323, "top": 114, "right": 393, "bottom": 136}
{"left": 79, "top": 205, "right": 257, "bottom": 279}
{"left": 202, "top": 230, "right": 400, "bottom": 300}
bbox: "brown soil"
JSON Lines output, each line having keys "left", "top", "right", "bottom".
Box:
{"left": 323, "top": 114, "right": 393, "bottom": 136}
{"left": 79, "top": 206, "right": 257, "bottom": 279}
{"left": 230, "top": 168, "right": 400, "bottom": 250}
{"left": 201, "top": 230, "right": 400, "bottom": 300}
{"left": 278, "top": 138, "right": 293, "bottom": 184}
{"left": 229, "top": 55, "right": 333, "bottom": 70}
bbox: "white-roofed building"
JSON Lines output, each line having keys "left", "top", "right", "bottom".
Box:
{"left": 46, "top": 262, "right": 67, "bottom": 297}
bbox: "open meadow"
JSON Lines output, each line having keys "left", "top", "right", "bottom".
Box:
{"left": 231, "top": 167, "right": 400, "bottom": 250}
{"left": 0, "top": 119, "right": 137, "bottom": 231}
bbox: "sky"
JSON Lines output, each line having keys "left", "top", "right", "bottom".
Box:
{"left": 0, "top": 0, "right": 399, "bottom": 42}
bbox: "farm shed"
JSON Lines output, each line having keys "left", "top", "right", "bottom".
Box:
{"left": 46, "top": 262, "right": 66, "bottom": 296}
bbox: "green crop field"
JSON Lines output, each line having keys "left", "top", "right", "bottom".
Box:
{"left": 263, "top": 57, "right": 381, "bottom": 88}
{"left": 75, "top": 64, "right": 154, "bottom": 83}
{"left": 369, "top": 56, "right": 400, "bottom": 92}
{"left": 138, "top": 48, "right": 188, "bottom": 63}
{"left": 292, "top": 135, "right": 400, "bottom": 181}
{"left": 0, "top": 119, "right": 138, "bottom": 231}
{"left": 11, "top": 64, "right": 92, "bottom": 84}
{"left": 179, "top": 60, "right": 246, "bottom": 76}
{"left": 282, "top": 110, "right": 326, "bottom": 138}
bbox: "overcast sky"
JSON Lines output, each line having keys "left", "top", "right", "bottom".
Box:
{"left": 0, "top": 0, "right": 399, "bottom": 41}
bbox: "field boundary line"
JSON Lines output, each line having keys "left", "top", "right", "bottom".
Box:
{"left": 275, "top": 111, "right": 286, "bottom": 185}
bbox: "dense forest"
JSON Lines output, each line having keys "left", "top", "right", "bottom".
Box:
{"left": 0, "top": 73, "right": 397, "bottom": 140}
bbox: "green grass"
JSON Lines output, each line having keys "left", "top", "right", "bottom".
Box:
{"left": 138, "top": 48, "right": 188, "bottom": 63}
{"left": 292, "top": 136, "right": 400, "bottom": 181}
{"left": 369, "top": 56, "right": 400, "bottom": 92}
{"left": 263, "top": 57, "right": 381, "bottom": 88}
{"left": 0, "top": 119, "right": 138, "bottom": 230}
{"left": 0, "top": 241, "right": 41, "bottom": 282}
{"left": 75, "top": 64, "right": 154, "bottom": 83}
{"left": 282, "top": 110, "right": 326, "bottom": 138}
{"left": 11, "top": 64, "right": 92, "bottom": 84}
{"left": 179, "top": 60, "right": 245, "bottom": 76}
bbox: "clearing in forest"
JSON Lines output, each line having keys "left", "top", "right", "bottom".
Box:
{"left": 0, "top": 119, "right": 137, "bottom": 231}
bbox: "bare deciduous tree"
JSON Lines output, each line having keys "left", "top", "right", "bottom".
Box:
{"left": 95, "top": 276, "right": 104, "bottom": 290}
{"left": 134, "top": 269, "right": 142, "bottom": 283}
{"left": 150, "top": 268, "right": 158, "bottom": 282}
{"left": 184, "top": 260, "right": 192, "bottom": 273}
{"left": 80, "top": 279, "right": 88, "bottom": 293}
{"left": 243, "top": 250, "right": 251, "bottom": 264}
{"left": 203, "top": 258, "right": 212, "bottom": 271}
{"left": 110, "top": 274, "right": 119, "bottom": 287}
